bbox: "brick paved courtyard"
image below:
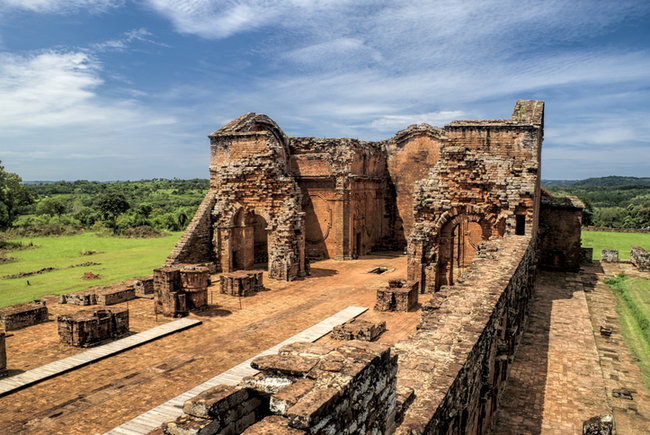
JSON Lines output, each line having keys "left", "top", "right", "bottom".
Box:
{"left": 0, "top": 253, "right": 418, "bottom": 434}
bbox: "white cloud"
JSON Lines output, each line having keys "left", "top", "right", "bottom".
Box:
{"left": 367, "top": 111, "right": 466, "bottom": 131}
{"left": 91, "top": 28, "right": 170, "bottom": 52}
{"left": 1, "top": 0, "right": 123, "bottom": 14}
{"left": 0, "top": 50, "right": 176, "bottom": 130}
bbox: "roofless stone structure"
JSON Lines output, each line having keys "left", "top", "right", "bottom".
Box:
{"left": 146, "top": 100, "right": 589, "bottom": 433}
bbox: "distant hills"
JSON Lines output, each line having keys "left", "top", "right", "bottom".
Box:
{"left": 542, "top": 176, "right": 650, "bottom": 188}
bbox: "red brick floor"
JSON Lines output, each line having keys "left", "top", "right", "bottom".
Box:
{"left": 0, "top": 253, "right": 419, "bottom": 435}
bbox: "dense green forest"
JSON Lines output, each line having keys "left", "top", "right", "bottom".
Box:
{"left": 3, "top": 156, "right": 650, "bottom": 238}
{"left": 5, "top": 177, "right": 209, "bottom": 236}
{"left": 543, "top": 176, "right": 650, "bottom": 229}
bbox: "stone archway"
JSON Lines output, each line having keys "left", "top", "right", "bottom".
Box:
{"left": 436, "top": 214, "right": 491, "bottom": 289}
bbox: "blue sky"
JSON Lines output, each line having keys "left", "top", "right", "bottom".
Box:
{"left": 0, "top": 1, "right": 649, "bottom": 181}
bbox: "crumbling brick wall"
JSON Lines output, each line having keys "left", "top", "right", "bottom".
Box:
{"left": 407, "top": 100, "right": 543, "bottom": 293}
{"left": 165, "top": 192, "right": 217, "bottom": 268}
{"left": 289, "top": 137, "right": 399, "bottom": 259}
{"left": 631, "top": 246, "right": 650, "bottom": 271}
{"left": 0, "top": 300, "right": 48, "bottom": 331}
{"left": 539, "top": 193, "right": 584, "bottom": 271}
{"left": 210, "top": 114, "right": 306, "bottom": 281}
{"left": 161, "top": 341, "right": 398, "bottom": 434}
{"left": 394, "top": 236, "right": 536, "bottom": 434}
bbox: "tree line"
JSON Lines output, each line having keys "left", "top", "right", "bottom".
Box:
{"left": 0, "top": 162, "right": 209, "bottom": 235}
{"left": 543, "top": 176, "right": 650, "bottom": 229}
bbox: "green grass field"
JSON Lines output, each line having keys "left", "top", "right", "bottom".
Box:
{"left": 605, "top": 274, "right": 650, "bottom": 390}
{"left": 0, "top": 232, "right": 182, "bottom": 307}
{"left": 581, "top": 231, "right": 650, "bottom": 260}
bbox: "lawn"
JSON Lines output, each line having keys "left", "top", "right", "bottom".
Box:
{"left": 605, "top": 274, "right": 650, "bottom": 390}
{"left": 581, "top": 230, "right": 650, "bottom": 260}
{"left": 0, "top": 231, "right": 182, "bottom": 307}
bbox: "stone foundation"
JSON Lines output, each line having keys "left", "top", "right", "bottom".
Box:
{"left": 581, "top": 247, "right": 594, "bottom": 264}
{"left": 630, "top": 246, "right": 650, "bottom": 271}
{"left": 57, "top": 308, "right": 129, "bottom": 347}
{"left": 331, "top": 318, "right": 386, "bottom": 341}
{"left": 220, "top": 271, "right": 264, "bottom": 297}
{"left": 601, "top": 250, "right": 619, "bottom": 263}
{"left": 375, "top": 279, "right": 418, "bottom": 312}
{"left": 0, "top": 300, "right": 48, "bottom": 331}
{"left": 161, "top": 341, "right": 398, "bottom": 434}
{"left": 538, "top": 194, "right": 583, "bottom": 271}
{"left": 60, "top": 278, "right": 141, "bottom": 306}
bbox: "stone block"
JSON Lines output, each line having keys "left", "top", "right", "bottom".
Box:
{"left": 133, "top": 275, "right": 154, "bottom": 296}
{"left": 57, "top": 308, "right": 129, "bottom": 347}
{"left": 582, "top": 414, "right": 614, "bottom": 435}
{"left": 241, "top": 415, "right": 303, "bottom": 434}
{"left": 331, "top": 319, "right": 386, "bottom": 341}
{"left": 375, "top": 280, "right": 418, "bottom": 312}
{"left": 220, "top": 271, "right": 263, "bottom": 297}
{"left": 601, "top": 249, "right": 618, "bottom": 263}
{"left": 630, "top": 246, "right": 650, "bottom": 271}
{"left": 0, "top": 300, "right": 48, "bottom": 331}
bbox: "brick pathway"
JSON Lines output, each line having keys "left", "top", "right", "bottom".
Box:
{"left": 0, "top": 253, "right": 419, "bottom": 434}
{"left": 494, "top": 270, "right": 611, "bottom": 433}
{"left": 585, "top": 262, "right": 650, "bottom": 433}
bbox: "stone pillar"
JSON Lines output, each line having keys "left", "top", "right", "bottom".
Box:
{"left": 180, "top": 266, "right": 210, "bottom": 309}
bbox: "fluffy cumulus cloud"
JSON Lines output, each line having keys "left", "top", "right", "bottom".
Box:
{"left": 0, "top": 50, "right": 174, "bottom": 129}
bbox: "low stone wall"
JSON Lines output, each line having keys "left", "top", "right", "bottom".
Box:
{"left": 375, "top": 279, "right": 418, "bottom": 312}
{"left": 0, "top": 332, "right": 6, "bottom": 373}
{"left": 0, "top": 300, "right": 48, "bottom": 331}
{"left": 57, "top": 308, "right": 129, "bottom": 347}
{"left": 601, "top": 249, "right": 619, "bottom": 263}
{"left": 394, "top": 235, "right": 536, "bottom": 434}
{"left": 60, "top": 276, "right": 151, "bottom": 306}
{"left": 220, "top": 271, "right": 263, "bottom": 297}
{"left": 161, "top": 341, "right": 398, "bottom": 434}
{"left": 630, "top": 246, "right": 650, "bottom": 272}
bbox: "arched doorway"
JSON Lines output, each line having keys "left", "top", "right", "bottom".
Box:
{"left": 230, "top": 210, "right": 268, "bottom": 271}
{"left": 437, "top": 215, "right": 488, "bottom": 289}
{"left": 251, "top": 214, "right": 268, "bottom": 267}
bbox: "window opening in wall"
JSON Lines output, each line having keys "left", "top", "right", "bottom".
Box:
{"left": 515, "top": 214, "right": 526, "bottom": 235}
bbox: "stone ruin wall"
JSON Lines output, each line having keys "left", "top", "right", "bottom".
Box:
{"left": 289, "top": 137, "right": 398, "bottom": 259}
{"left": 210, "top": 119, "right": 306, "bottom": 280}
{"left": 161, "top": 341, "right": 398, "bottom": 434}
{"left": 538, "top": 194, "right": 584, "bottom": 272}
{"left": 165, "top": 100, "right": 544, "bottom": 286}
{"left": 406, "top": 101, "right": 543, "bottom": 293}
{"left": 164, "top": 191, "right": 217, "bottom": 268}
{"left": 631, "top": 246, "right": 650, "bottom": 271}
{"left": 395, "top": 235, "right": 536, "bottom": 434}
